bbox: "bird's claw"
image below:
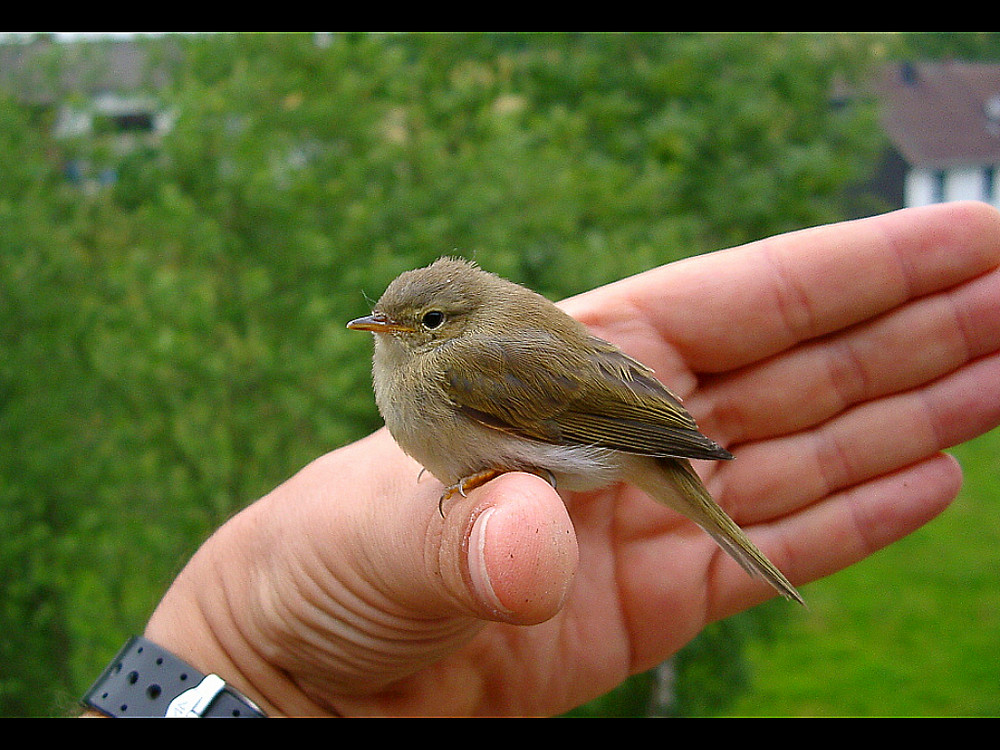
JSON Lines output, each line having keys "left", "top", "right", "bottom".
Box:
{"left": 437, "top": 469, "right": 504, "bottom": 516}
{"left": 435, "top": 467, "right": 558, "bottom": 516}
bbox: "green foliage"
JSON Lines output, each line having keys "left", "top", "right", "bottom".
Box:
{"left": 0, "top": 32, "right": 888, "bottom": 716}
{"left": 714, "top": 431, "right": 1000, "bottom": 717}
{"left": 897, "top": 31, "right": 1000, "bottom": 60}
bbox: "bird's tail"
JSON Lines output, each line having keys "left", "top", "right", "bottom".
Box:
{"left": 636, "top": 456, "right": 804, "bottom": 605}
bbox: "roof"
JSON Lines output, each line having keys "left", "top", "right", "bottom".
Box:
{"left": 0, "top": 37, "right": 174, "bottom": 103}
{"left": 875, "top": 60, "right": 1000, "bottom": 168}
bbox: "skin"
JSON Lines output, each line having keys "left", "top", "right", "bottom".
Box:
{"left": 139, "top": 201, "right": 1000, "bottom": 716}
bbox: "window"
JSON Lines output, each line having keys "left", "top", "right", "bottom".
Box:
{"left": 931, "top": 170, "right": 946, "bottom": 203}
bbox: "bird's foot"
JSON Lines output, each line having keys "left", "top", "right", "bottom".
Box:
{"left": 438, "top": 469, "right": 504, "bottom": 516}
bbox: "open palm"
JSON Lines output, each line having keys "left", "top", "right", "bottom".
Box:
{"left": 146, "top": 202, "right": 1000, "bottom": 717}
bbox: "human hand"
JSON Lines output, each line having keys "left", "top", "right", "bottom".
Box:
{"left": 144, "top": 201, "right": 1000, "bottom": 716}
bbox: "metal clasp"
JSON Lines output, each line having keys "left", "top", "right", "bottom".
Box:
{"left": 164, "top": 674, "right": 227, "bottom": 717}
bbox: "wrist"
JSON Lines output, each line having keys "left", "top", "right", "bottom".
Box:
{"left": 144, "top": 498, "right": 337, "bottom": 717}
{"left": 81, "top": 634, "right": 267, "bottom": 718}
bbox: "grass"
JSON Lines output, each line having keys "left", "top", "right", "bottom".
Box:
{"left": 713, "top": 431, "right": 1000, "bottom": 717}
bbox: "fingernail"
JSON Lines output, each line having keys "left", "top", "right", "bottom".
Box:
{"left": 467, "top": 506, "right": 513, "bottom": 617}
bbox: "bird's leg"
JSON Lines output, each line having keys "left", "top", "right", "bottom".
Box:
{"left": 439, "top": 468, "right": 505, "bottom": 516}
{"left": 437, "top": 467, "right": 558, "bottom": 516}
{"left": 534, "top": 467, "right": 558, "bottom": 490}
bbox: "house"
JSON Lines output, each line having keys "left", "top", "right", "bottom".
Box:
{"left": 874, "top": 60, "right": 1000, "bottom": 209}
{"left": 0, "top": 35, "right": 175, "bottom": 189}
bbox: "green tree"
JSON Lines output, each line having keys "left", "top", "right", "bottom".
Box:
{"left": 897, "top": 31, "right": 1000, "bottom": 60}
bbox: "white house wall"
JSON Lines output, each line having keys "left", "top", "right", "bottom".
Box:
{"left": 905, "top": 165, "right": 1000, "bottom": 209}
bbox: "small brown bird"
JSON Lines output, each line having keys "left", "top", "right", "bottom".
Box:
{"left": 348, "top": 257, "right": 802, "bottom": 603}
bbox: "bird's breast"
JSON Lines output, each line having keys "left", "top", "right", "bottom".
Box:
{"left": 373, "top": 352, "right": 619, "bottom": 490}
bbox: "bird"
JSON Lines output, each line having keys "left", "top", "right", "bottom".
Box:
{"left": 348, "top": 256, "right": 802, "bottom": 604}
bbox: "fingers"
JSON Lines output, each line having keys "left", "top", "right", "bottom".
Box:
{"left": 716, "top": 350, "right": 1000, "bottom": 524}
{"left": 455, "top": 473, "right": 579, "bottom": 624}
{"left": 566, "top": 201, "right": 1000, "bottom": 376}
{"left": 692, "top": 205, "right": 1000, "bottom": 524}
{"left": 689, "top": 201, "right": 1000, "bottom": 371}
{"left": 785, "top": 452, "right": 963, "bottom": 583}
{"left": 343, "top": 434, "right": 579, "bottom": 626}
{"left": 707, "top": 452, "right": 963, "bottom": 621}
{"left": 304, "top": 430, "right": 578, "bottom": 630}
{"left": 612, "top": 449, "right": 962, "bottom": 662}
{"left": 699, "top": 259, "right": 1000, "bottom": 445}
{"left": 164, "top": 428, "right": 579, "bottom": 712}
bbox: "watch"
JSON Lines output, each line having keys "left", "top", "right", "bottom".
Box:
{"left": 81, "top": 635, "right": 267, "bottom": 718}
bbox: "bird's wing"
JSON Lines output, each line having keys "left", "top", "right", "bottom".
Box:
{"left": 443, "top": 333, "right": 732, "bottom": 461}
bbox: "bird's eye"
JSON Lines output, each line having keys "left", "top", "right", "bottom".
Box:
{"left": 421, "top": 310, "right": 446, "bottom": 330}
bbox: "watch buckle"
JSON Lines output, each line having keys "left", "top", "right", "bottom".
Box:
{"left": 165, "top": 674, "right": 227, "bottom": 717}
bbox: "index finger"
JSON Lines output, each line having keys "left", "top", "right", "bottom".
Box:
{"left": 567, "top": 201, "right": 1000, "bottom": 374}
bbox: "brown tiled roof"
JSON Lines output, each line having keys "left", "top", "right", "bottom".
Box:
{"left": 875, "top": 60, "right": 1000, "bottom": 168}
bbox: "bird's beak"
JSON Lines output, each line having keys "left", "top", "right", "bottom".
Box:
{"left": 347, "top": 313, "right": 415, "bottom": 334}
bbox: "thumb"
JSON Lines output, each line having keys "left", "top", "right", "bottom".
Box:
{"left": 441, "top": 472, "right": 579, "bottom": 625}
{"left": 144, "top": 431, "right": 581, "bottom": 712}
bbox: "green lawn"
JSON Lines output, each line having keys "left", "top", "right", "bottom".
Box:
{"left": 715, "top": 431, "right": 1000, "bottom": 717}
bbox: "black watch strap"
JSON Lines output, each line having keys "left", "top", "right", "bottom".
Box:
{"left": 81, "top": 635, "right": 266, "bottom": 718}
